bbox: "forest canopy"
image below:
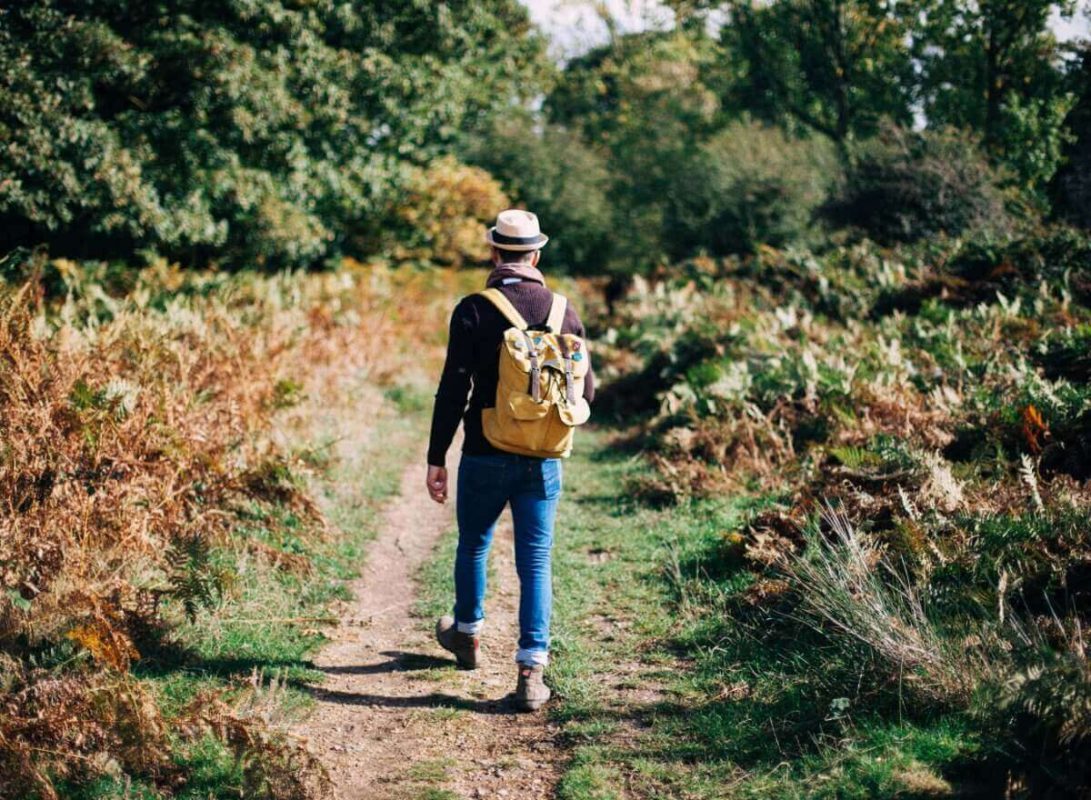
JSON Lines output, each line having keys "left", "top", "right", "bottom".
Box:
{"left": 0, "top": 0, "right": 548, "bottom": 268}
{"left": 2, "top": 0, "right": 1090, "bottom": 272}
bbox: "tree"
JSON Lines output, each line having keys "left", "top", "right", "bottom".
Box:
{"left": 719, "top": 0, "right": 917, "bottom": 150}
{"left": 547, "top": 30, "right": 721, "bottom": 272}
{"left": 0, "top": 1, "right": 548, "bottom": 267}
{"left": 1054, "top": 47, "right": 1091, "bottom": 228}
{"left": 913, "top": 0, "right": 1076, "bottom": 189}
{"left": 463, "top": 117, "right": 615, "bottom": 274}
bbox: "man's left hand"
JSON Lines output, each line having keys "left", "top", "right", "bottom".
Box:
{"left": 426, "top": 465, "right": 448, "bottom": 504}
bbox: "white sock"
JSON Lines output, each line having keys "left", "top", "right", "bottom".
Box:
{"left": 515, "top": 649, "right": 548, "bottom": 667}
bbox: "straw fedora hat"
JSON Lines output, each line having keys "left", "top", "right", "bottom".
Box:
{"left": 485, "top": 209, "right": 549, "bottom": 251}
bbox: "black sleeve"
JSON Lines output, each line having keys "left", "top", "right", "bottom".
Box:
{"left": 427, "top": 299, "right": 475, "bottom": 467}
{"left": 564, "top": 304, "right": 596, "bottom": 405}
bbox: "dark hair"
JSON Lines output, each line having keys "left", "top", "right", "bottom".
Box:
{"left": 493, "top": 247, "right": 538, "bottom": 263}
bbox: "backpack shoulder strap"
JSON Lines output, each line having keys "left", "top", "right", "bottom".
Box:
{"left": 547, "top": 292, "right": 568, "bottom": 333}
{"left": 478, "top": 288, "right": 528, "bottom": 330}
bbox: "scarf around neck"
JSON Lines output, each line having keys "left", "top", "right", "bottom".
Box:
{"left": 485, "top": 263, "right": 546, "bottom": 288}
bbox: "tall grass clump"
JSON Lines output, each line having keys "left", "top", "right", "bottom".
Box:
{"left": 786, "top": 506, "right": 981, "bottom": 704}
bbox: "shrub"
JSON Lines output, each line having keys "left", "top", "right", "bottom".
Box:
{"left": 662, "top": 121, "right": 839, "bottom": 257}
{"left": 0, "top": 259, "right": 474, "bottom": 797}
{"left": 388, "top": 157, "right": 509, "bottom": 267}
{"left": 948, "top": 227, "right": 1091, "bottom": 302}
{"left": 824, "top": 126, "right": 1014, "bottom": 244}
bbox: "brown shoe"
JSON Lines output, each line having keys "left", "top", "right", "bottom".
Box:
{"left": 515, "top": 664, "right": 551, "bottom": 712}
{"left": 435, "top": 615, "right": 480, "bottom": 670}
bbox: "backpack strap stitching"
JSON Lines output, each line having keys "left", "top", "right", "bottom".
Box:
{"left": 478, "top": 288, "right": 528, "bottom": 330}
{"left": 520, "top": 330, "right": 542, "bottom": 403}
{"left": 546, "top": 293, "right": 567, "bottom": 333}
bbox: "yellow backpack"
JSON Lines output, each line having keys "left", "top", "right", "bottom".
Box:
{"left": 478, "top": 288, "right": 591, "bottom": 459}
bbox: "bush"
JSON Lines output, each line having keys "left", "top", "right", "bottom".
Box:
{"left": 387, "top": 157, "right": 509, "bottom": 267}
{"left": 464, "top": 118, "right": 615, "bottom": 273}
{"left": 824, "top": 126, "right": 1015, "bottom": 244}
{"left": 662, "top": 121, "right": 839, "bottom": 257}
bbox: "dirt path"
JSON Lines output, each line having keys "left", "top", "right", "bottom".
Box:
{"left": 294, "top": 455, "right": 565, "bottom": 799}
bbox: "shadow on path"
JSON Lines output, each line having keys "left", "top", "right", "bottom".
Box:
{"left": 305, "top": 684, "right": 523, "bottom": 716}
{"left": 319, "top": 651, "right": 452, "bottom": 676}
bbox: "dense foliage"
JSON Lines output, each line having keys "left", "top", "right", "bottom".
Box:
{"left": 465, "top": 0, "right": 1089, "bottom": 274}
{"left": 823, "top": 125, "right": 1015, "bottom": 244}
{"left": 663, "top": 121, "right": 838, "bottom": 256}
{"left": 464, "top": 116, "right": 615, "bottom": 273}
{"left": 0, "top": 255, "right": 476, "bottom": 798}
{"left": 1055, "top": 49, "right": 1091, "bottom": 226}
{"left": 0, "top": 0, "right": 546, "bottom": 268}
{"left": 722, "top": 0, "right": 918, "bottom": 144}
{"left": 591, "top": 225, "right": 1091, "bottom": 795}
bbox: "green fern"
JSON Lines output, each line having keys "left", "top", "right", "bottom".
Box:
{"left": 166, "top": 532, "right": 225, "bottom": 621}
{"left": 827, "top": 446, "right": 882, "bottom": 470}
{"left": 829, "top": 436, "right": 920, "bottom": 476}
{"left": 1000, "top": 650, "right": 1091, "bottom": 795}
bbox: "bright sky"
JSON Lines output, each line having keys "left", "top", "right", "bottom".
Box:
{"left": 1052, "top": 5, "right": 1091, "bottom": 42}
{"left": 519, "top": 0, "right": 675, "bottom": 58}
{"left": 520, "top": 0, "right": 1091, "bottom": 60}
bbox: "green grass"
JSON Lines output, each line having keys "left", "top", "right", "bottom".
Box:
{"left": 416, "top": 526, "right": 460, "bottom": 623}
{"left": 408, "top": 427, "right": 997, "bottom": 798}
{"left": 542, "top": 430, "right": 983, "bottom": 799}
{"left": 405, "top": 757, "right": 457, "bottom": 783}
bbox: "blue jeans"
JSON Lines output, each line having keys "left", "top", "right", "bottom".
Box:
{"left": 454, "top": 453, "right": 562, "bottom": 666}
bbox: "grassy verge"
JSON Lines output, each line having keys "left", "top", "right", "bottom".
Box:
{"left": 569, "top": 234, "right": 1091, "bottom": 798}
{"left": 546, "top": 431, "right": 988, "bottom": 800}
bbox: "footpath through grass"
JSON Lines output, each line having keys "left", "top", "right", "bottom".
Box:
{"left": 74, "top": 383, "right": 430, "bottom": 800}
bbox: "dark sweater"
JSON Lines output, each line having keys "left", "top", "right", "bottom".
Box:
{"left": 426, "top": 280, "right": 595, "bottom": 467}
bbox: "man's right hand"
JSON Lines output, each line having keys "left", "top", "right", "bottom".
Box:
{"left": 426, "top": 465, "right": 448, "bottom": 504}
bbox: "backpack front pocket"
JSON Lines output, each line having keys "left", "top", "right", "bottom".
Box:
{"left": 508, "top": 393, "right": 551, "bottom": 421}
{"left": 557, "top": 397, "right": 591, "bottom": 426}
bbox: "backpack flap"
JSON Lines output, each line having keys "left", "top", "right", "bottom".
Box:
{"left": 558, "top": 334, "right": 590, "bottom": 378}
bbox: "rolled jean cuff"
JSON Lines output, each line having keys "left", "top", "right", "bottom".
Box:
{"left": 515, "top": 648, "right": 549, "bottom": 667}
{"left": 456, "top": 619, "right": 483, "bottom": 635}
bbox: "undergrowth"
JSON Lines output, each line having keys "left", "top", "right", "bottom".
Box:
{"left": 579, "top": 226, "right": 1091, "bottom": 797}
{"left": 0, "top": 255, "right": 475, "bottom": 799}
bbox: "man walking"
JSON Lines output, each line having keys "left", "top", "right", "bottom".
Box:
{"left": 425, "top": 209, "right": 594, "bottom": 711}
